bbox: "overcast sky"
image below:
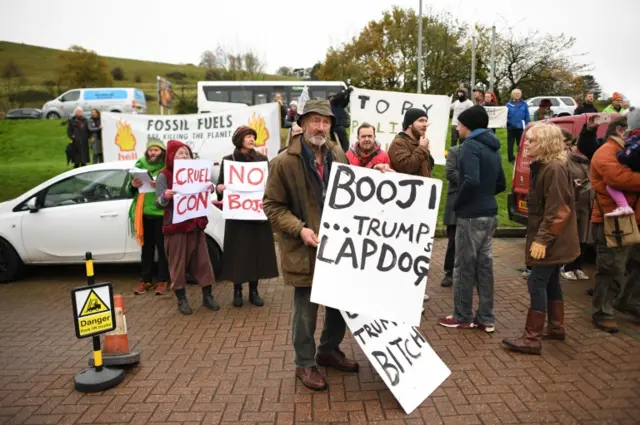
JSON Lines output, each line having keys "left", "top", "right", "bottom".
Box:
{"left": 2, "top": 0, "right": 638, "bottom": 102}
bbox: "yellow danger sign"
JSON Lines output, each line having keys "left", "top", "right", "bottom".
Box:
{"left": 79, "top": 290, "right": 110, "bottom": 317}
{"left": 72, "top": 283, "right": 116, "bottom": 339}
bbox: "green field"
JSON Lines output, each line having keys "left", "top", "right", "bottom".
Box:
{"left": 0, "top": 41, "right": 293, "bottom": 115}
{"left": 0, "top": 119, "right": 520, "bottom": 228}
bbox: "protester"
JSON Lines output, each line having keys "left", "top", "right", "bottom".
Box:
{"left": 560, "top": 129, "right": 592, "bottom": 281}
{"left": 532, "top": 99, "right": 553, "bottom": 121}
{"left": 574, "top": 92, "right": 598, "bottom": 115}
{"left": 263, "top": 99, "right": 359, "bottom": 391}
{"left": 128, "top": 138, "right": 171, "bottom": 295}
{"left": 155, "top": 140, "right": 220, "bottom": 315}
{"left": 589, "top": 113, "right": 640, "bottom": 332}
{"left": 87, "top": 109, "right": 103, "bottom": 164}
{"left": 473, "top": 88, "right": 485, "bottom": 105}
{"left": 449, "top": 88, "right": 474, "bottom": 146}
{"left": 506, "top": 88, "right": 531, "bottom": 162}
{"left": 441, "top": 136, "right": 463, "bottom": 288}
{"left": 602, "top": 92, "right": 626, "bottom": 114}
{"left": 275, "top": 92, "right": 287, "bottom": 127}
{"left": 484, "top": 91, "right": 498, "bottom": 106}
{"left": 286, "top": 101, "right": 298, "bottom": 125}
{"left": 329, "top": 87, "right": 352, "bottom": 152}
{"left": 67, "top": 106, "right": 91, "bottom": 168}
{"left": 438, "top": 105, "right": 506, "bottom": 332}
{"left": 502, "top": 123, "right": 579, "bottom": 355}
{"left": 216, "top": 126, "right": 279, "bottom": 307}
{"left": 388, "top": 108, "right": 435, "bottom": 178}
{"left": 388, "top": 107, "right": 435, "bottom": 303}
{"left": 345, "top": 123, "right": 391, "bottom": 170}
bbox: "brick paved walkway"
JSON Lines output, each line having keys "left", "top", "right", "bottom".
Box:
{"left": 0, "top": 238, "right": 638, "bottom": 425}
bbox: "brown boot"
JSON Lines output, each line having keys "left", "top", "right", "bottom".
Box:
{"left": 295, "top": 366, "right": 328, "bottom": 391}
{"left": 316, "top": 350, "right": 359, "bottom": 373}
{"left": 543, "top": 300, "right": 565, "bottom": 340}
{"left": 502, "top": 309, "right": 546, "bottom": 355}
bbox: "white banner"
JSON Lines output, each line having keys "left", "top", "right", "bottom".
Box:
{"left": 485, "top": 106, "right": 508, "bottom": 128}
{"left": 172, "top": 159, "right": 212, "bottom": 224}
{"left": 310, "top": 164, "right": 442, "bottom": 327}
{"left": 101, "top": 103, "right": 280, "bottom": 164}
{"left": 349, "top": 88, "right": 451, "bottom": 165}
{"left": 222, "top": 160, "right": 268, "bottom": 221}
{"left": 342, "top": 311, "right": 451, "bottom": 414}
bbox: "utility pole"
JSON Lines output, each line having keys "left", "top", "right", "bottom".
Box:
{"left": 417, "top": 0, "right": 423, "bottom": 93}
{"left": 489, "top": 25, "right": 496, "bottom": 92}
{"left": 470, "top": 35, "right": 476, "bottom": 91}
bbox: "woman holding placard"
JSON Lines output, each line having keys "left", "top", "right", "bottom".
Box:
{"left": 216, "top": 126, "right": 279, "bottom": 307}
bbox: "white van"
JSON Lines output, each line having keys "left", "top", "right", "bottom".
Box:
{"left": 42, "top": 88, "right": 147, "bottom": 119}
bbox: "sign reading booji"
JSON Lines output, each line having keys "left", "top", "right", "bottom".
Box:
{"left": 222, "top": 160, "right": 268, "bottom": 221}
{"left": 172, "top": 159, "right": 213, "bottom": 224}
{"left": 71, "top": 283, "right": 116, "bottom": 339}
{"left": 310, "top": 164, "right": 442, "bottom": 327}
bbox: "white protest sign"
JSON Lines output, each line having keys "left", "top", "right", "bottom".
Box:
{"left": 310, "top": 164, "right": 442, "bottom": 327}
{"left": 129, "top": 168, "right": 155, "bottom": 193}
{"left": 485, "top": 106, "right": 508, "bottom": 128}
{"left": 342, "top": 311, "right": 451, "bottom": 414}
{"left": 222, "top": 160, "right": 268, "bottom": 221}
{"left": 349, "top": 88, "right": 451, "bottom": 165}
{"left": 172, "top": 159, "right": 212, "bottom": 224}
{"left": 101, "top": 103, "right": 280, "bottom": 162}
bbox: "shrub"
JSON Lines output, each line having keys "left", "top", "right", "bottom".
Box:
{"left": 111, "top": 67, "right": 125, "bottom": 81}
{"left": 134, "top": 73, "right": 142, "bottom": 83}
{"left": 8, "top": 90, "right": 52, "bottom": 104}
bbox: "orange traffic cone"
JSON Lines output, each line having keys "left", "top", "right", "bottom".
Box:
{"left": 89, "top": 294, "right": 140, "bottom": 367}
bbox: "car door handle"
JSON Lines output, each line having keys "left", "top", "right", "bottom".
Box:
{"left": 100, "top": 212, "right": 119, "bottom": 218}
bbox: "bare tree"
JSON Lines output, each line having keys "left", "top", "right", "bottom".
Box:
{"left": 199, "top": 50, "right": 217, "bottom": 68}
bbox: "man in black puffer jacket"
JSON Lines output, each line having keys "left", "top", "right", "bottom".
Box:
{"left": 438, "top": 105, "right": 507, "bottom": 332}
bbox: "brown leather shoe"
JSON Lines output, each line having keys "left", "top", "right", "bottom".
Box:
{"left": 316, "top": 350, "right": 359, "bottom": 373}
{"left": 295, "top": 366, "right": 328, "bottom": 391}
{"left": 502, "top": 309, "right": 545, "bottom": 355}
{"left": 543, "top": 300, "right": 565, "bottom": 340}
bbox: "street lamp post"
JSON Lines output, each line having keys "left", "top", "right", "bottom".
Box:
{"left": 417, "top": 0, "right": 423, "bottom": 94}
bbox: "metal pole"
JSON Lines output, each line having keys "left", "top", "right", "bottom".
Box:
{"left": 489, "top": 25, "right": 496, "bottom": 92}
{"left": 470, "top": 35, "right": 476, "bottom": 91}
{"left": 417, "top": 0, "right": 423, "bottom": 93}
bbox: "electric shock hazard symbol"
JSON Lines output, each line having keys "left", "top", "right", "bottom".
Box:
{"left": 71, "top": 283, "right": 116, "bottom": 339}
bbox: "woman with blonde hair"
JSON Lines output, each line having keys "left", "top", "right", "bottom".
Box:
{"left": 502, "top": 123, "right": 579, "bottom": 355}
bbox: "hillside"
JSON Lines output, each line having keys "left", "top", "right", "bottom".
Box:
{"left": 0, "top": 41, "right": 291, "bottom": 114}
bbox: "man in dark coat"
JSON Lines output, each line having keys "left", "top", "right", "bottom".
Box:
{"left": 442, "top": 141, "right": 462, "bottom": 287}
{"left": 574, "top": 92, "right": 599, "bottom": 115}
{"left": 67, "top": 106, "right": 91, "bottom": 168}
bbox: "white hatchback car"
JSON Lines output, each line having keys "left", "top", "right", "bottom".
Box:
{"left": 0, "top": 161, "right": 225, "bottom": 283}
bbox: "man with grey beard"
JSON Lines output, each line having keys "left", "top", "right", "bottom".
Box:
{"left": 263, "top": 99, "right": 357, "bottom": 391}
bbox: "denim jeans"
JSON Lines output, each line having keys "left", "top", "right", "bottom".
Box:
{"left": 592, "top": 224, "right": 640, "bottom": 321}
{"left": 453, "top": 216, "right": 498, "bottom": 324}
{"left": 292, "top": 287, "right": 346, "bottom": 368}
{"left": 528, "top": 265, "right": 562, "bottom": 312}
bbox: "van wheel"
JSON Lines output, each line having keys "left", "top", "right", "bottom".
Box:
{"left": 206, "top": 237, "right": 223, "bottom": 279}
{"left": 111, "top": 110, "right": 121, "bottom": 113}
{"left": 0, "top": 238, "right": 24, "bottom": 284}
{"left": 46, "top": 112, "right": 60, "bottom": 119}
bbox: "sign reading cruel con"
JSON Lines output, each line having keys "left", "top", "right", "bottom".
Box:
{"left": 172, "top": 159, "right": 212, "bottom": 224}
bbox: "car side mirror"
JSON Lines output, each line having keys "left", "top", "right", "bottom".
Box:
{"left": 26, "top": 198, "right": 39, "bottom": 213}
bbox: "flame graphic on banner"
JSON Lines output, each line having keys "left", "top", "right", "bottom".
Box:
{"left": 115, "top": 120, "right": 137, "bottom": 151}
{"left": 248, "top": 113, "right": 270, "bottom": 147}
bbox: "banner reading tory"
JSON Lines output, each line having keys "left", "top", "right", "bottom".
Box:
{"left": 349, "top": 88, "right": 451, "bottom": 165}
{"left": 222, "top": 160, "right": 268, "bottom": 221}
{"left": 342, "top": 311, "right": 451, "bottom": 414}
{"left": 101, "top": 103, "right": 280, "bottom": 163}
{"left": 172, "top": 159, "right": 212, "bottom": 224}
{"left": 310, "top": 164, "right": 442, "bottom": 327}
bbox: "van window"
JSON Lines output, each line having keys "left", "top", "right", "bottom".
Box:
{"left": 230, "top": 89, "right": 252, "bottom": 105}
{"left": 60, "top": 90, "right": 80, "bottom": 102}
{"left": 134, "top": 90, "right": 146, "bottom": 104}
{"left": 204, "top": 89, "right": 229, "bottom": 102}
{"left": 561, "top": 97, "right": 576, "bottom": 106}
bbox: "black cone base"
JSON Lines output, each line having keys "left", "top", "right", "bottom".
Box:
{"left": 88, "top": 351, "right": 141, "bottom": 367}
{"left": 74, "top": 366, "right": 125, "bottom": 393}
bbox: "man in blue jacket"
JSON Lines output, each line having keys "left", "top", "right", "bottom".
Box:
{"left": 438, "top": 105, "right": 507, "bottom": 332}
{"left": 506, "top": 88, "right": 530, "bottom": 162}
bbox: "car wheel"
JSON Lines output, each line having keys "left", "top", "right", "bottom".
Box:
{"left": 206, "top": 237, "right": 223, "bottom": 279}
{"left": 0, "top": 238, "right": 24, "bottom": 284}
{"left": 111, "top": 110, "right": 121, "bottom": 113}
{"left": 46, "top": 112, "right": 60, "bottom": 119}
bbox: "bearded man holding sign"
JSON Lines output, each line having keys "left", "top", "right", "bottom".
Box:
{"left": 263, "top": 99, "right": 391, "bottom": 391}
